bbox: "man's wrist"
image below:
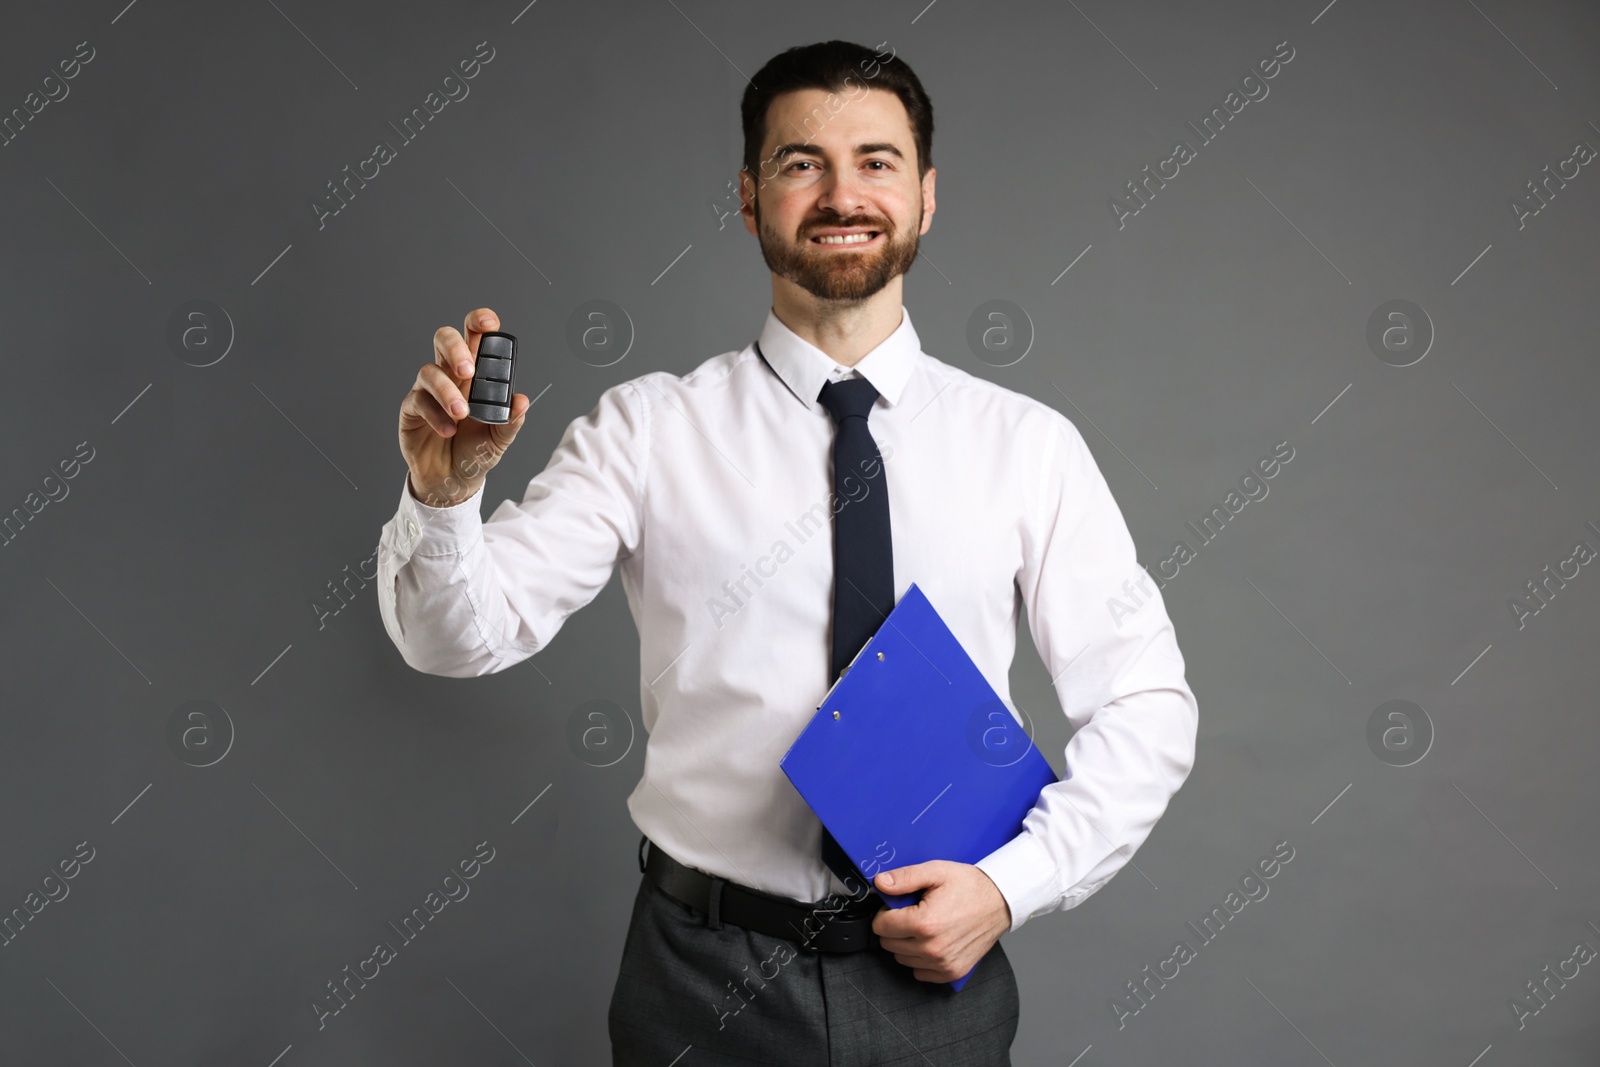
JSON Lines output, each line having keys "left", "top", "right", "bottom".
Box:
{"left": 976, "top": 866, "right": 1013, "bottom": 932}
{"left": 407, "top": 472, "right": 483, "bottom": 510}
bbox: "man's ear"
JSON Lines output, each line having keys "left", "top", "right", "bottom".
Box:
{"left": 740, "top": 169, "right": 760, "bottom": 236}
{"left": 918, "top": 166, "right": 936, "bottom": 235}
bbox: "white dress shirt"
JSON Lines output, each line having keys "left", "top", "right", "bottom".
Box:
{"left": 376, "top": 305, "right": 1197, "bottom": 933}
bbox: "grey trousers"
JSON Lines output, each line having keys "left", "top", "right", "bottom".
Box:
{"left": 608, "top": 872, "right": 1020, "bottom": 1065}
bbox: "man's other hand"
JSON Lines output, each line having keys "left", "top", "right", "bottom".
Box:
{"left": 870, "top": 860, "right": 1012, "bottom": 983}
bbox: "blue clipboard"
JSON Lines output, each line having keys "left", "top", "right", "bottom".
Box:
{"left": 779, "top": 582, "right": 1059, "bottom": 990}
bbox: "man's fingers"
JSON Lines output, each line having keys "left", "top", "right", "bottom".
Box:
{"left": 415, "top": 363, "right": 469, "bottom": 419}
{"left": 432, "top": 310, "right": 498, "bottom": 389}
{"left": 479, "top": 393, "right": 529, "bottom": 444}
{"left": 433, "top": 326, "right": 476, "bottom": 380}
{"left": 462, "top": 307, "right": 498, "bottom": 366}
{"left": 504, "top": 392, "right": 531, "bottom": 426}
{"left": 404, "top": 383, "right": 528, "bottom": 441}
{"left": 872, "top": 897, "right": 931, "bottom": 938}
{"left": 402, "top": 387, "right": 457, "bottom": 437}
{"left": 876, "top": 934, "right": 922, "bottom": 957}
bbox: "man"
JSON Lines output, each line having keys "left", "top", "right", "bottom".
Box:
{"left": 378, "top": 39, "right": 1196, "bottom": 1066}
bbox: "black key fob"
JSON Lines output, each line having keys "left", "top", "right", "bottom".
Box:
{"left": 466, "top": 330, "right": 516, "bottom": 424}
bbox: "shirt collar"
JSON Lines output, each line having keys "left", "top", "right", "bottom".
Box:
{"left": 754, "top": 304, "right": 920, "bottom": 410}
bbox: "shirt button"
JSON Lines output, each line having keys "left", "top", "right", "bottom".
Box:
{"left": 406, "top": 519, "right": 418, "bottom": 537}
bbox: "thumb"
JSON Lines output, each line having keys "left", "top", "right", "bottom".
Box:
{"left": 875, "top": 860, "right": 945, "bottom": 894}
{"left": 490, "top": 393, "right": 531, "bottom": 447}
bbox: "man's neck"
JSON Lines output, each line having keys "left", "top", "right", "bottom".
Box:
{"left": 769, "top": 278, "right": 905, "bottom": 368}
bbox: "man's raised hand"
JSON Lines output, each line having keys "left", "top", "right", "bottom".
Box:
{"left": 398, "top": 307, "right": 531, "bottom": 508}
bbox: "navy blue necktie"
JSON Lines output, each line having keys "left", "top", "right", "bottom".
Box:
{"left": 815, "top": 374, "right": 894, "bottom": 894}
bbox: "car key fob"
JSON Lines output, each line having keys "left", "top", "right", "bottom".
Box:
{"left": 466, "top": 330, "right": 516, "bottom": 424}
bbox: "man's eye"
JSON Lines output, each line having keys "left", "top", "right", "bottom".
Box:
{"left": 788, "top": 161, "right": 815, "bottom": 171}
{"left": 865, "top": 161, "right": 888, "bottom": 170}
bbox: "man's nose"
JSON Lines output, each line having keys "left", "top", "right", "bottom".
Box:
{"left": 814, "top": 168, "right": 868, "bottom": 216}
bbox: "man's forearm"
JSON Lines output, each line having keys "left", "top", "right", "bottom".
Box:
{"left": 378, "top": 474, "right": 524, "bottom": 678}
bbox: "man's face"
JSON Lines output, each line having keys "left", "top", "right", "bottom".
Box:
{"left": 741, "top": 86, "right": 936, "bottom": 304}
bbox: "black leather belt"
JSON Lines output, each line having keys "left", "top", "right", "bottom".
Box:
{"left": 639, "top": 835, "right": 882, "bottom": 953}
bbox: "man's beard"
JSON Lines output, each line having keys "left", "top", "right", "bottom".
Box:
{"left": 755, "top": 202, "right": 921, "bottom": 302}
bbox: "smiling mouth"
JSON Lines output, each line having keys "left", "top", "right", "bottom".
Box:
{"left": 810, "top": 231, "right": 882, "bottom": 246}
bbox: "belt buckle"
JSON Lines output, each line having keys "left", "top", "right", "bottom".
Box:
{"left": 784, "top": 907, "right": 825, "bottom": 953}
{"left": 794, "top": 890, "right": 874, "bottom": 953}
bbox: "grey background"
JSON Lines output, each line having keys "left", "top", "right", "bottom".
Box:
{"left": 2, "top": 0, "right": 1597, "bottom": 1063}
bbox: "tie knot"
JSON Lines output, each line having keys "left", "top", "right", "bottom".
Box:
{"left": 817, "top": 377, "right": 879, "bottom": 423}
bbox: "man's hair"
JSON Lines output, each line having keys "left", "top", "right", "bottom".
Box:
{"left": 740, "top": 40, "right": 934, "bottom": 192}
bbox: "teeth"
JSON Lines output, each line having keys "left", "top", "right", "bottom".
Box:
{"left": 815, "top": 232, "right": 875, "bottom": 244}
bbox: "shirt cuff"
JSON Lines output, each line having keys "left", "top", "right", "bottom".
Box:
{"left": 394, "top": 471, "right": 485, "bottom": 556}
{"left": 974, "top": 830, "right": 1061, "bottom": 934}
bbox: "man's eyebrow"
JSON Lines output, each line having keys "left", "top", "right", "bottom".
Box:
{"left": 770, "top": 141, "right": 906, "bottom": 162}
